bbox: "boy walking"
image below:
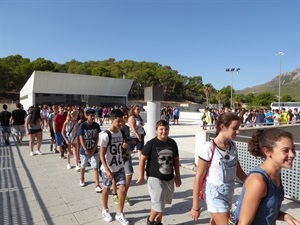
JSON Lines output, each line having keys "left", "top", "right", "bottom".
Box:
{"left": 100, "top": 109, "right": 129, "bottom": 225}
{"left": 78, "top": 109, "right": 102, "bottom": 192}
{"left": 0, "top": 104, "right": 12, "bottom": 146}
{"left": 137, "top": 120, "right": 182, "bottom": 225}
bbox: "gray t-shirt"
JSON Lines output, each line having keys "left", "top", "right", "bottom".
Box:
{"left": 26, "top": 114, "right": 41, "bottom": 130}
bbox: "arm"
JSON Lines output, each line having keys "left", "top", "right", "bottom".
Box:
{"left": 53, "top": 118, "right": 57, "bottom": 133}
{"left": 237, "top": 174, "right": 267, "bottom": 225}
{"left": 173, "top": 156, "right": 181, "bottom": 187}
{"left": 25, "top": 117, "right": 29, "bottom": 135}
{"left": 61, "top": 122, "right": 68, "bottom": 144}
{"left": 277, "top": 212, "right": 300, "bottom": 225}
{"left": 128, "top": 116, "right": 141, "bottom": 141}
{"left": 100, "top": 146, "right": 113, "bottom": 180}
{"left": 190, "top": 158, "right": 208, "bottom": 221}
{"left": 136, "top": 154, "right": 148, "bottom": 184}
{"left": 236, "top": 161, "right": 247, "bottom": 183}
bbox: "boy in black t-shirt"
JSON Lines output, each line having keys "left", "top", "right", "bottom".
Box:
{"left": 137, "top": 120, "right": 182, "bottom": 225}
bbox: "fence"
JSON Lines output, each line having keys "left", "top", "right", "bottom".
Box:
{"left": 195, "top": 126, "right": 300, "bottom": 202}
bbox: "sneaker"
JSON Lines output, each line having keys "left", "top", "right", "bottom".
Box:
{"left": 154, "top": 222, "right": 163, "bottom": 225}
{"left": 113, "top": 194, "right": 119, "bottom": 205}
{"left": 75, "top": 165, "right": 80, "bottom": 172}
{"left": 36, "top": 150, "right": 43, "bottom": 155}
{"left": 60, "top": 155, "right": 66, "bottom": 159}
{"left": 79, "top": 178, "right": 85, "bottom": 187}
{"left": 30, "top": 151, "right": 34, "bottom": 156}
{"left": 67, "top": 164, "right": 71, "bottom": 169}
{"left": 54, "top": 149, "right": 59, "bottom": 154}
{"left": 125, "top": 196, "right": 131, "bottom": 206}
{"left": 18, "top": 140, "right": 22, "bottom": 146}
{"left": 5, "top": 140, "right": 10, "bottom": 146}
{"left": 102, "top": 209, "right": 112, "bottom": 222}
{"left": 115, "top": 213, "right": 129, "bottom": 225}
{"left": 95, "top": 184, "right": 103, "bottom": 193}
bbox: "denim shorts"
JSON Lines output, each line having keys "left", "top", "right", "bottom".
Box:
{"left": 205, "top": 182, "right": 234, "bottom": 213}
{"left": 80, "top": 153, "right": 99, "bottom": 169}
{"left": 101, "top": 167, "right": 126, "bottom": 188}
{"left": 54, "top": 132, "right": 64, "bottom": 146}
{"left": 1, "top": 126, "right": 11, "bottom": 134}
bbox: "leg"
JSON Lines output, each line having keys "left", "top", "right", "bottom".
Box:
{"left": 72, "top": 143, "right": 78, "bottom": 166}
{"left": 210, "top": 212, "right": 230, "bottom": 225}
{"left": 67, "top": 143, "right": 71, "bottom": 165}
{"left": 29, "top": 134, "right": 35, "bottom": 152}
{"left": 102, "top": 187, "right": 110, "bottom": 209}
{"left": 36, "top": 131, "right": 43, "bottom": 151}
{"left": 117, "top": 184, "right": 126, "bottom": 213}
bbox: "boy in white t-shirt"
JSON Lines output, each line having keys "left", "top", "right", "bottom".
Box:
{"left": 100, "top": 109, "right": 129, "bottom": 225}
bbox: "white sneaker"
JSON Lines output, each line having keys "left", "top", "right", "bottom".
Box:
{"left": 30, "top": 151, "right": 34, "bottom": 156}
{"left": 102, "top": 209, "right": 112, "bottom": 222}
{"left": 115, "top": 213, "right": 129, "bottom": 225}
{"left": 75, "top": 165, "right": 80, "bottom": 171}
{"left": 95, "top": 184, "right": 103, "bottom": 193}
{"left": 35, "top": 150, "right": 43, "bottom": 155}
{"left": 67, "top": 164, "right": 71, "bottom": 169}
{"left": 79, "top": 178, "right": 85, "bottom": 187}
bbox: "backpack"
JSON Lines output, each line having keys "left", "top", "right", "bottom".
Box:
{"left": 99, "top": 129, "right": 126, "bottom": 176}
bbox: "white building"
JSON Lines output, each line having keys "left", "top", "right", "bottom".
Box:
{"left": 20, "top": 71, "right": 133, "bottom": 110}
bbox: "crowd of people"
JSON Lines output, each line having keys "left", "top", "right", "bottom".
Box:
{"left": 201, "top": 107, "right": 300, "bottom": 130}
{"left": 0, "top": 102, "right": 299, "bottom": 225}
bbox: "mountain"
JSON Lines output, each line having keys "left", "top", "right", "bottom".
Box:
{"left": 237, "top": 67, "right": 300, "bottom": 100}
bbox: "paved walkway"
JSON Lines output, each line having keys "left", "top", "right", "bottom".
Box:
{"left": 0, "top": 115, "right": 299, "bottom": 225}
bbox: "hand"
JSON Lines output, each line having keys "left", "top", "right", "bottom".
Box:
{"left": 175, "top": 175, "right": 182, "bottom": 187}
{"left": 122, "top": 142, "right": 128, "bottom": 149}
{"left": 190, "top": 208, "right": 201, "bottom": 221}
{"left": 285, "top": 214, "right": 300, "bottom": 225}
{"left": 136, "top": 177, "right": 145, "bottom": 185}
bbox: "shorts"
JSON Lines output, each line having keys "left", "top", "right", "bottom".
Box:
{"left": 173, "top": 115, "right": 179, "bottom": 120}
{"left": 49, "top": 128, "right": 55, "bottom": 138}
{"left": 101, "top": 167, "right": 126, "bottom": 188}
{"left": 1, "top": 126, "right": 11, "bottom": 134}
{"left": 13, "top": 125, "right": 25, "bottom": 135}
{"left": 205, "top": 182, "right": 234, "bottom": 213}
{"left": 28, "top": 128, "right": 42, "bottom": 135}
{"left": 123, "top": 156, "right": 134, "bottom": 175}
{"left": 54, "top": 132, "right": 64, "bottom": 146}
{"left": 80, "top": 153, "right": 99, "bottom": 169}
{"left": 128, "top": 136, "right": 144, "bottom": 151}
{"left": 147, "top": 177, "right": 174, "bottom": 212}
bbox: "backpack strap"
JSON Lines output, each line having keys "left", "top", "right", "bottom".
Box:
{"left": 104, "top": 130, "right": 112, "bottom": 148}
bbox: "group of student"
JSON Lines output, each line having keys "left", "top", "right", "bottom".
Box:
{"left": 2, "top": 102, "right": 300, "bottom": 225}
{"left": 76, "top": 105, "right": 179, "bottom": 225}
{"left": 191, "top": 112, "right": 299, "bottom": 225}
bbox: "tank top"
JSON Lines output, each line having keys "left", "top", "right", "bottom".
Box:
{"left": 234, "top": 167, "right": 284, "bottom": 225}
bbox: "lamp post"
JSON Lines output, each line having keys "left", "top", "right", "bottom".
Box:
{"left": 276, "top": 51, "right": 284, "bottom": 110}
{"left": 225, "top": 68, "right": 240, "bottom": 109}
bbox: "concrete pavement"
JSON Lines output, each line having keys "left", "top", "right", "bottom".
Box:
{"left": 0, "top": 113, "right": 299, "bottom": 225}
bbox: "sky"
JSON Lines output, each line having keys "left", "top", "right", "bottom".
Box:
{"left": 1, "top": 0, "right": 299, "bottom": 90}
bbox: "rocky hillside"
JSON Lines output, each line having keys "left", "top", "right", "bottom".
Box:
{"left": 237, "top": 67, "right": 300, "bottom": 100}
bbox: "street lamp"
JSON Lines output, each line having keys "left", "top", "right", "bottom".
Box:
{"left": 276, "top": 51, "right": 284, "bottom": 110}
{"left": 225, "top": 68, "right": 240, "bottom": 109}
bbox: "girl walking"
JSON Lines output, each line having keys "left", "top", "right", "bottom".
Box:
{"left": 232, "top": 128, "right": 299, "bottom": 225}
{"left": 190, "top": 113, "right": 247, "bottom": 225}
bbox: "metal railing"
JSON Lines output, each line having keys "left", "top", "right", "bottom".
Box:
{"left": 206, "top": 133, "right": 300, "bottom": 202}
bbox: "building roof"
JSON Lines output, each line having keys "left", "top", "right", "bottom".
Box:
{"left": 20, "top": 71, "right": 133, "bottom": 97}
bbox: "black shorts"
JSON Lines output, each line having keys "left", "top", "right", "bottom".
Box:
{"left": 28, "top": 128, "right": 42, "bottom": 134}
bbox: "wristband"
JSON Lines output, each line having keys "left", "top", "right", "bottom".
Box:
{"left": 193, "top": 208, "right": 200, "bottom": 211}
